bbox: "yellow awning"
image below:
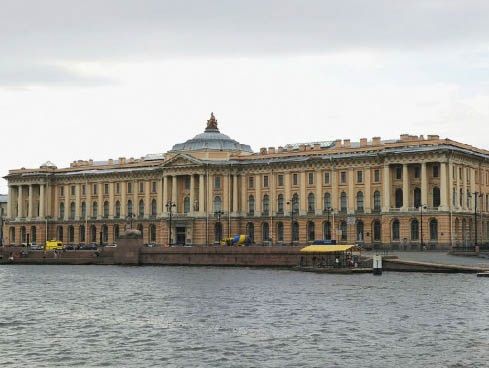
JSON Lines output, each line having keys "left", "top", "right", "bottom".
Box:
{"left": 300, "top": 244, "right": 361, "bottom": 253}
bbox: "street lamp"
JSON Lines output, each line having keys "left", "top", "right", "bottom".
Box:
{"left": 418, "top": 205, "right": 427, "bottom": 250}
{"left": 214, "top": 210, "right": 224, "bottom": 244}
{"left": 165, "top": 201, "right": 176, "bottom": 246}
{"left": 468, "top": 192, "right": 483, "bottom": 247}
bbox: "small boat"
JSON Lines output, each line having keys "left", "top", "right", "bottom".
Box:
{"left": 476, "top": 272, "right": 489, "bottom": 277}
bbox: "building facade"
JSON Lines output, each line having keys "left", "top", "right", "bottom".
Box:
{"left": 0, "top": 194, "right": 6, "bottom": 246}
{"left": 3, "top": 114, "right": 489, "bottom": 249}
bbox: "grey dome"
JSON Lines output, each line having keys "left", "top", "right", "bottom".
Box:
{"left": 171, "top": 113, "right": 253, "bottom": 153}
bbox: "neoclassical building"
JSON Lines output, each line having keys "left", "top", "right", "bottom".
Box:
{"left": 3, "top": 113, "right": 489, "bottom": 248}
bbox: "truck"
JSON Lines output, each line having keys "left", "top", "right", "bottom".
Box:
{"left": 45, "top": 240, "right": 63, "bottom": 251}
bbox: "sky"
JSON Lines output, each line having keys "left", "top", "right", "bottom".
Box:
{"left": 1, "top": 0, "right": 489, "bottom": 193}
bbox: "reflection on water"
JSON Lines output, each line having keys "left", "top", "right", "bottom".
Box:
{"left": 0, "top": 266, "right": 488, "bottom": 367}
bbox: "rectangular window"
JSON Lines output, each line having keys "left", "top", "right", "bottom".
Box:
{"left": 395, "top": 167, "right": 402, "bottom": 180}
{"left": 277, "top": 174, "right": 284, "bottom": 187}
{"left": 82, "top": 185, "right": 86, "bottom": 196}
{"left": 340, "top": 171, "right": 347, "bottom": 184}
{"left": 433, "top": 165, "right": 439, "bottom": 178}
{"left": 467, "top": 168, "right": 470, "bottom": 183}
{"left": 184, "top": 177, "right": 190, "bottom": 190}
{"left": 93, "top": 184, "right": 97, "bottom": 195}
{"left": 248, "top": 176, "right": 254, "bottom": 189}
{"left": 308, "top": 172, "right": 314, "bottom": 185}
{"left": 116, "top": 183, "right": 120, "bottom": 194}
{"left": 139, "top": 182, "right": 144, "bottom": 193}
{"left": 324, "top": 172, "right": 330, "bottom": 185}
{"left": 71, "top": 186, "right": 75, "bottom": 196}
{"left": 60, "top": 186, "right": 64, "bottom": 196}
{"left": 263, "top": 175, "right": 269, "bottom": 188}
{"left": 104, "top": 183, "right": 109, "bottom": 195}
{"left": 374, "top": 169, "right": 380, "bottom": 182}
{"left": 127, "top": 182, "right": 132, "bottom": 194}
{"left": 459, "top": 167, "right": 462, "bottom": 180}
{"left": 414, "top": 166, "right": 420, "bottom": 179}
{"left": 357, "top": 171, "right": 363, "bottom": 183}
{"left": 214, "top": 176, "right": 221, "bottom": 189}
{"left": 292, "top": 173, "right": 298, "bottom": 186}
{"left": 152, "top": 181, "right": 157, "bottom": 193}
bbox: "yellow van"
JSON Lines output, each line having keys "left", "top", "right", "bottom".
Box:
{"left": 45, "top": 240, "right": 63, "bottom": 251}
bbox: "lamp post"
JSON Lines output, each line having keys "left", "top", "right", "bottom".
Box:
{"left": 165, "top": 201, "right": 176, "bottom": 246}
{"left": 468, "top": 192, "right": 482, "bottom": 247}
{"left": 214, "top": 210, "right": 224, "bottom": 244}
{"left": 325, "top": 207, "right": 332, "bottom": 241}
{"left": 418, "top": 205, "right": 426, "bottom": 250}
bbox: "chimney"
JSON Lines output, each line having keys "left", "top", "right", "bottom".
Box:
{"left": 343, "top": 139, "right": 351, "bottom": 148}
{"left": 334, "top": 139, "right": 342, "bottom": 148}
{"left": 119, "top": 157, "right": 126, "bottom": 165}
{"left": 427, "top": 135, "right": 439, "bottom": 140}
{"left": 400, "top": 134, "right": 409, "bottom": 141}
{"left": 299, "top": 144, "right": 306, "bottom": 151}
{"left": 88, "top": 159, "right": 94, "bottom": 165}
{"left": 372, "top": 137, "right": 381, "bottom": 146}
{"left": 360, "top": 138, "right": 367, "bottom": 147}
{"left": 260, "top": 147, "right": 267, "bottom": 155}
{"left": 268, "top": 147, "right": 276, "bottom": 154}
{"left": 313, "top": 143, "right": 321, "bottom": 150}
{"left": 278, "top": 146, "right": 284, "bottom": 153}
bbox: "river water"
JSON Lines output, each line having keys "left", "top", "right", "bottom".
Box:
{"left": 0, "top": 266, "right": 488, "bottom": 367}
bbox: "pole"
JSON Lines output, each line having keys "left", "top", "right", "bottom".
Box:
{"left": 420, "top": 206, "right": 423, "bottom": 249}
{"left": 474, "top": 192, "right": 478, "bottom": 247}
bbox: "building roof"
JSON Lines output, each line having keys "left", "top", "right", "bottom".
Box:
{"left": 170, "top": 113, "right": 253, "bottom": 153}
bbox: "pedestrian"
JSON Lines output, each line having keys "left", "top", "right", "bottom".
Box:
{"left": 335, "top": 257, "right": 340, "bottom": 268}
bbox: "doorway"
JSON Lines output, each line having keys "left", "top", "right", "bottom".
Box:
{"left": 176, "top": 226, "right": 186, "bottom": 245}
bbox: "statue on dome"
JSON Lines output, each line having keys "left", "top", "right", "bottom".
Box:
{"left": 205, "top": 112, "right": 219, "bottom": 131}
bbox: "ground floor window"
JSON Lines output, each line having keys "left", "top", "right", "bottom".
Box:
{"left": 430, "top": 219, "right": 438, "bottom": 241}
{"left": 277, "top": 222, "right": 284, "bottom": 242}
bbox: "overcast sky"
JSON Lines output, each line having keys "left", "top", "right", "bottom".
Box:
{"left": 1, "top": 0, "right": 489, "bottom": 193}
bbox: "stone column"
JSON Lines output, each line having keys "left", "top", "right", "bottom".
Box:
{"left": 232, "top": 175, "right": 238, "bottom": 215}
{"left": 455, "top": 165, "right": 461, "bottom": 209}
{"left": 402, "top": 164, "right": 409, "bottom": 211}
{"left": 172, "top": 175, "right": 178, "bottom": 210}
{"left": 98, "top": 184, "right": 103, "bottom": 219}
{"left": 421, "top": 162, "right": 428, "bottom": 207}
{"left": 18, "top": 185, "right": 24, "bottom": 218}
{"left": 189, "top": 175, "right": 195, "bottom": 215}
{"left": 121, "top": 181, "right": 127, "bottom": 218}
{"left": 284, "top": 172, "right": 291, "bottom": 216}
{"left": 54, "top": 185, "right": 59, "bottom": 219}
{"left": 223, "top": 174, "right": 229, "bottom": 213}
{"left": 163, "top": 176, "right": 169, "bottom": 213}
{"left": 348, "top": 168, "right": 354, "bottom": 214}
{"left": 382, "top": 165, "right": 390, "bottom": 212}
{"left": 199, "top": 174, "right": 205, "bottom": 215}
{"left": 300, "top": 171, "right": 306, "bottom": 215}
{"left": 39, "top": 184, "right": 45, "bottom": 219}
{"left": 145, "top": 181, "right": 150, "bottom": 217}
{"left": 157, "top": 177, "right": 163, "bottom": 216}
{"left": 241, "top": 175, "right": 247, "bottom": 215}
{"left": 86, "top": 183, "right": 91, "bottom": 219}
{"left": 75, "top": 184, "right": 80, "bottom": 220}
{"left": 132, "top": 180, "right": 138, "bottom": 216}
{"left": 462, "top": 166, "right": 468, "bottom": 210}
{"left": 470, "top": 167, "right": 476, "bottom": 210}
{"left": 440, "top": 162, "right": 448, "bottom": 210}
{"left": 7, "top": 186, "right": 13, "bottom": 218}
{"left": 315, "top": 169, "right": 322, "bottom": 215}
{"left": 109, "top": 182, "right": 115, "bottom": 218}
{"left": 28, "top": 184, "right": 33, "bottom": 219}
{"left": 364, "top": 168, "right": 371, "bottom": 213}
{"left": 331, "top": 170, "right": 338, "bottom": 211}
{"left": 255, "top": 174, "right": 261, "bottom": 216}
{"left": 207, "top": 174, "right": 213, "bottom": 214}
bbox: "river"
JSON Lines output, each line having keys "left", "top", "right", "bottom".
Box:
{"left": 0, "top": 266, "right": 488, "bottom": 367}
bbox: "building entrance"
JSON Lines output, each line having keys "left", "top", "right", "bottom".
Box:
{"left": 176, "top": 226, "right": 186, "bottom": 245}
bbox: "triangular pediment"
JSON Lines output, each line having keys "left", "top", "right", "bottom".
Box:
{"left": 161, "top": 153, "right": 203, "bottom": 168}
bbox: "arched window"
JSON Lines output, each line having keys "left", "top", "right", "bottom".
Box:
{"left": 103, "top": 201, "right": 109, "bottom": 218}
{"left": 395, "top": 189, "right": 403, "bottom": 208}
{"left": 81, "top": 202, "right": 86, "bottom": 219}
{"left": 323, "top": 221, "right": 331, "bottom": 240}
{"left": 414, "top": 188, "right": 421, "bottom": 208}
{"left": 127, "top": 200, "right": 133, "bottom": 216}
{"left": 340, "top": 221, "right": 347, "bottom": 241}
{"left": 59, "top": 202, "right": 65, "bottom": 219}
{"left": 411, "top": 219, "right": 419, "bottom": 240}
{"left": 307, "top": 221, "right": 315, "bottom": 241}
{"left": 248, "top": 195, "right": 255, "bottom": 215}
{"left": 277, "top": 194, "right": 284, "bottom": 214}
{"left": 263, "top": 195, "right": 270, "bottom": 215}
{"left": 323, "top": 192, "right": 331, "bottom": 210}
{"left": 138, "top": 199, "right": 144, "bottom": 217}
{"left": 246, "top": 222, "right": 254, "bottom": 242}
{"left": 9, "top": 227, "right": 15, "bottom": 244}
{"left": 102, "top": 225, "right": 108, "bottom": 243}
{"left": 114, "top": 225, "right": 120, "bottom": 241}
{"left": 68, "top": 225, "right": 75, "bottom": 243}
{"left": 392, "top": 219, "right": 400, "bottom": 240}
{"left": 292, "top": 193, "right": 299, "bottom": 213}
{"left": 433, "top": 187, "right": 440, "bottom": 207}
{"left": 277, "top": 222, "right": 284, "bottom": 242}
{"left": 373, "top": 220, "right": 382, "bottom": 242}
{"left": 307, "top": 193, "right": 315, "bottom": 213}
{"left": 115, "top": 201, "right": 121, "bottom": 218}
{"left": 183, "top": 197, "right": 190, "bottom": 214}
{"left": 56, "top": 226, "right": 63, "bottom": 242}
{"left": 70, "top": 202, "right": 75, "bottom": 219}
{"left": 429, "top": 219, "right": 438, "bottom": 241}
{"left": 373, "top": 191, "right": 381, "bottom": 212}
{"left": 80, "top": 225, "right": 86, "bottom": 243}
{"left": 292, "top": 221, "right": 299, "bottom": 242}
{"left": 92, "top": 202, "right": 98, "bottom": 218}
{"left": 214, "top": 196, "right": 222, "bottom": 212}
{"left": 340, "top": 192, "right": 347, "bottom": 212}
{"left": 262, "top": 222, "right": 270, "bottom": 242}
{"left": 149, "top": 224, "right": 156, "bottom": 243}
{"left": 356, "top": 220, "right": 364, "bottom": 241}
{"left": 356, "top": 191, "right": 364, "bottom": 212}
{"left": 90, "top": 225, "right": 97, "bottom": 242}
{"left": 30, "top": 226, "right": 37, "bottom": 243}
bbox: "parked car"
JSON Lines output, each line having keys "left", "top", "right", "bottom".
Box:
{"left": 146, "top": 243, "right": 157, "bottom": 248}
{"left": 79, "top": 243, "right": 98, "bottom": 250}
{"left": 105, "top": 243, "right": 117, "bottom": 248}
{"left": 30, "top": 243, "right": 43, "bottom": 250}
{"left": 64, "top": 244, "right": 77, "bottom": 250}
